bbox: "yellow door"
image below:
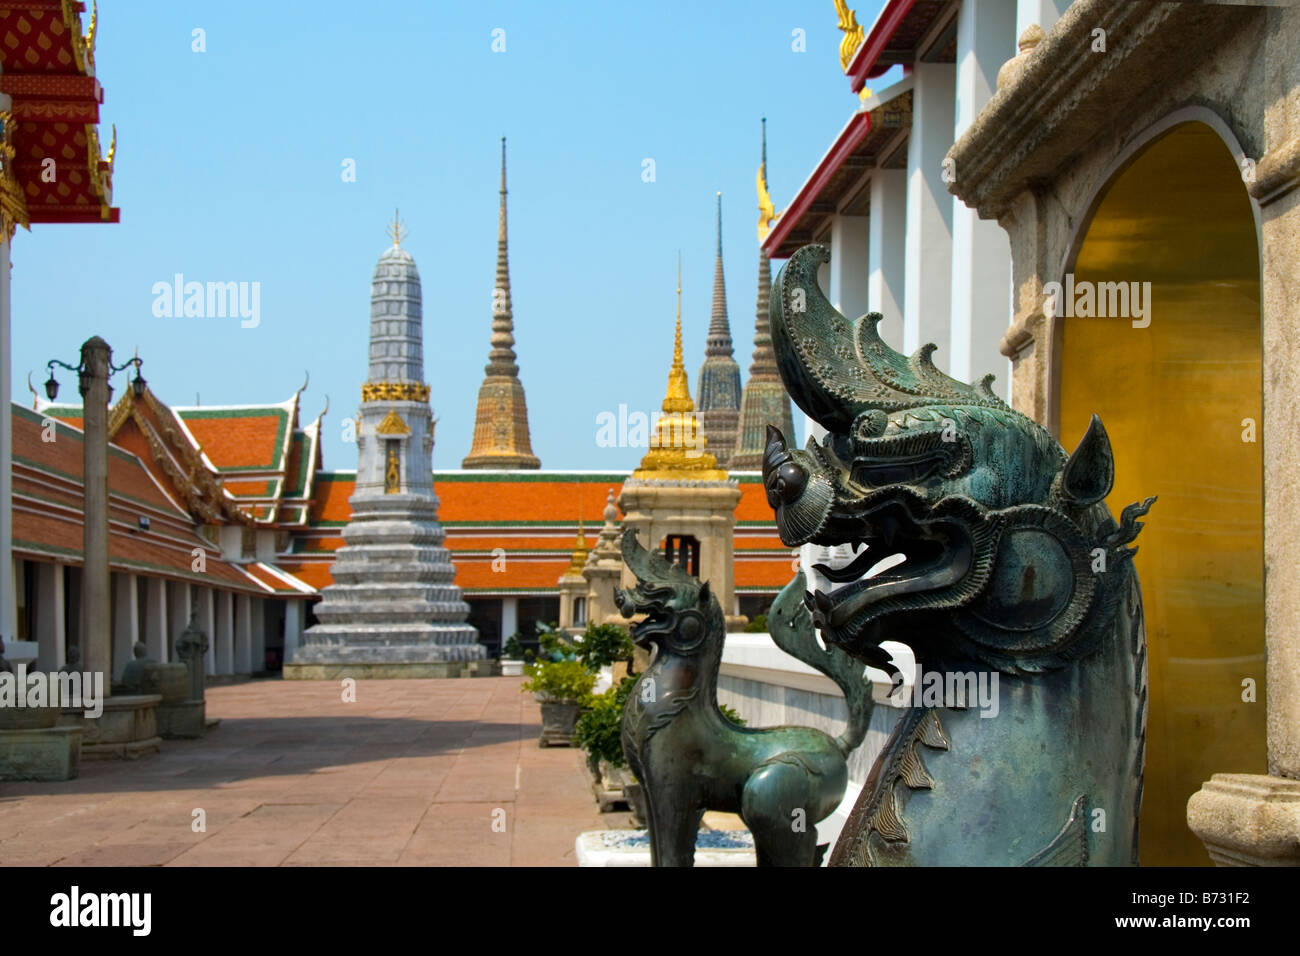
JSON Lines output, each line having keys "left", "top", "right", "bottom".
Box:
{"left": 1059, "top": 122, "right": 1265, "bottom": 865}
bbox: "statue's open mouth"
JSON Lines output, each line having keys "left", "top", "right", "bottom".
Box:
{"left": 616, "top": 584, "right": 675, "bottom": 649}
{"left": 804, "top": 495, "right": 986, "bottom": 658}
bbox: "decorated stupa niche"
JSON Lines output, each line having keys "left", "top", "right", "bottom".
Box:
{"left": 288, "top": 214, "right": 486, "bottom": 677}
{"left": 463, "top": 137, "right": 541, "bottom": 469}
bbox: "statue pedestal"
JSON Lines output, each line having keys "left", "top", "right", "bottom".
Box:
{"left": 575, "top": 829, "right": 756, "bottom": 867}
{"left": 1188, "top": 773, "right": 1300, "bottom": 865}
{"left": 158, "top": 699, "right": 206, "bottom": 739}
{"left": 67, "top": 694, "right": 162, "bottom": 760}
{"left": 0, "top": 725, "right": 82, "bottom": 781}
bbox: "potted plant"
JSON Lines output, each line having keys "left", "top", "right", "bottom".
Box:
{"left": 500, "top": 633, "right": 526, "bottom": 677}
{"left": 521, "top": 659, "right": 596, "bottom": 747}
{"left": 573, "top": 676, "right": 637, "bottom": 811}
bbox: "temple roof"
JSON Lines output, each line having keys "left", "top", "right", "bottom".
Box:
{"left": 0, "top": 0, "right": 118, "bottom": 232}
{"left": 9, "top": 404, "right": 292, "bottom": 595}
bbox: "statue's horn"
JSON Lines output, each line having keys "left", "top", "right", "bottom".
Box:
{"left": 770, "top": 244, "right": 859, "bottom": 432}
{"left": 621, "top": 527, "right": 684, "bottom": 583}
{"left": 771, "top": 244, "right": 1004, "bottom": 425}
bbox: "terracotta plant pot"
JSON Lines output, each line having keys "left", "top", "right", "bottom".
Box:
{"left": 536, "top": 696, "right": 581, "bottom": 747}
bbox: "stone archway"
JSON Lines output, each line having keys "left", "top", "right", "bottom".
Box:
{"left": 1056, "top": 121, "right": 1265, "bottom": 865}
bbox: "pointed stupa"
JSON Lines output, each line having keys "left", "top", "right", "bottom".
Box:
{"left": 293, "top": 213, "right": 485, "bottom": 674}
{"left": 463, "top": 137, "right": 542, "bottom": 469}
{"left": 695, "top": 192, "right": 742, "bottom": 469}
{"left": 634, "top": 258, "right": 729, "bottom": 482}
{"left": 732, "top": 118, "right": 796, "bottom": 470}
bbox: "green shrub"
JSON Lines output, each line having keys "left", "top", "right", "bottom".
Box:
{"left": 502, "top": 633, "right": 524, "bottom": 659}
{"left": 573, "top": 676, "right": 637, "bottom": 767}
{"left": 719, "top": 703, "right": 747, "bottom": 726}
{"left": 743, "top": 613, "right": 768, "bottom": 633}
{"left": 575, "top": 622, "right": 634, "bottom": 669}
{"left": 521, "top": 659, "right": 596, "bottom": 702}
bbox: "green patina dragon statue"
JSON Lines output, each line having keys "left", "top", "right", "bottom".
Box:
{"left": 616, "top": 529, "right": 875, "bottom": 867}
{"left": 760, "top": 243, "right": 1155, "bottom": 866}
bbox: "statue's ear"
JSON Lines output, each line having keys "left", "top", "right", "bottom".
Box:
{"left": 698, "top": 581, "right": 712, "bottom": 606}
{"left": 1061, "top": 414, "right": 1114, "bottom": 507}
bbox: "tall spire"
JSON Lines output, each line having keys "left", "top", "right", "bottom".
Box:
{"left": 733, "top": 118, "right": 796, "bottom": 470}
{"left": 695, "top": 193, "right": 742, "bottom": 468}
{"left": 464, "top": 137, "right": 541, "bottom": 469}
{"left": 634, "top": 259, "right": 727, "bottom": 482}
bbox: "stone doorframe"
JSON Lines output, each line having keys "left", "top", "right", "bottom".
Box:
{"left": 946, "top": 0, "right": 1300, "bottom": 864}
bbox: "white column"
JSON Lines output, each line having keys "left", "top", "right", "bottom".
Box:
{"left": 903, "top": 62, "right": 956, "bottom": 362}
{"left": 167, "top": 580, "right": 191, "bottom": 661}
{"left": 1017, "top": 0, "right": 1070, "bottom": 38}
{"left": 251, "top": 597, "right": 266, "bottom": 673}
{"left": 200, "top": 585, "right": 216, "bottom": 676}
{"left": 144, "top": 576, "right": 168, "bottom": 662}
{"left": 501, "top": 597, "right": 519, "bottom": 642}
{"left": 0, "top": 208, "right": 13, "bottom": 645}
{"left": 111, "top": 572, "right": 139, "bottom": 680}
{"left": 234, "top": 592, "right": 252, "bottom": 674}
{"left": 216, "top": 590, "right": 234, "bottom": 674}
{"left": 950, "top": 0, "right": 1015, "bottom": 397}
{"left": 829, "top": 215, "right": 870, "bottom": 320}
{"left": 283, "top": 599, "right": 302, "bottom": 663}
{"left": 868, "top": 168, "right": 908, "bottom": 344}
{"left": 35, "top": 561, "right": 66, "bottom": 672}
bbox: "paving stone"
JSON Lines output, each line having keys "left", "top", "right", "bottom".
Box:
{"left": 1, "top": 677, "right": 619, "bottom": 867}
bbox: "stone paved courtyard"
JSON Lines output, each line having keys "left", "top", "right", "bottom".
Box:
{"left": 0, "top": 677, "right": 631, "bottom": 866}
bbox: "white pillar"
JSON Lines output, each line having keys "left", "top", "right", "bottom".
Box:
{"left": 501, "top": 597, "right": 519, "bottom": 642}
{"left": 868, "top": 168, "right": 908, "bottom": 345}
{"left": 200, "top": 585, "right": 216, "bottom": 675}
{"left": 283, "top": 599, "right": 302, "bottom": 663}
{"left": 903, "top": 62, "right": 956, "bottom": 362}
{"left": 0, "top": 209, "right": 13, "bottom": 644}
{"left": 216, "top": 589, "right": 234, "bottom": 675}
{"left": 251, "top": 597, "right": 266, "bottom": 673}
{"left": 950, "top": 0, "right": 1015, "bottom": 397}
{"left": 167, "top": 580, "right": 191, "bottom": 661}
{"left": 111, "top": 573, "right": 139, "bottom": 680}
{"left": 144, "top": 576, "right": 168, "bottom": 663}
{"left": 829, "top": 215, "right": 870, "bottom": 320}
{"left": 35, "top": 561, "right": 66, "bottom": 672}
{"left": 234, "top": 592, "right": 252, "bottom": 674}
{"left": 1017, "top": 0, "right": 1070, "bottom": 38}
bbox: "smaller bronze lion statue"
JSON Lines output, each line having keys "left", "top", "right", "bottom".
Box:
{"left": 617, "top": 530, "right": 875, "bottom": 866}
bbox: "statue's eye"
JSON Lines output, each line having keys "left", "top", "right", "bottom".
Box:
{"left": 768, "top": 462, "right": 807, "bottom": 507}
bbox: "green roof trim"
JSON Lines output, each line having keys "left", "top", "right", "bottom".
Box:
{"left": 177, "top": 406, "right": 291, "bottom": 471}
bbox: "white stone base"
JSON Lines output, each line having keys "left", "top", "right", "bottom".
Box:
{"left": 575, "top": 829, "right": 757, "bottom": 867}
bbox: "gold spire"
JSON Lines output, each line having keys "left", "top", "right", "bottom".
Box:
{"left": 387, "top": 208, "right": 407, "bottom": 247}
{"left": 633, "top": 257, "right": 728, "bottom": 481}
{"left": 565, "top": 518, "right": 590, "bottom": 576}
{"left": 834, "top": 0, "right": 865, "bottom": 72}
{"left": 463, "top": 137, "right": 540, "bottom": 469}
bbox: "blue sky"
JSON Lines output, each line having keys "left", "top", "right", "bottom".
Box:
{"left": 11, "top": 0, "right": 890, "bottom": 472}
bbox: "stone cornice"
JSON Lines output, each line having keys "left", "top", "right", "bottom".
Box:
{"left": 946, "top": 0, "right": 1251, "bottom": 218}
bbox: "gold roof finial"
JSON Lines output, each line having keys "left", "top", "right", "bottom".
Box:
{"left": 834, "top": 0, "right": 865, "bottom": 73}
{"left": 387, "top": 208, "right": 407, "bottom": 247}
